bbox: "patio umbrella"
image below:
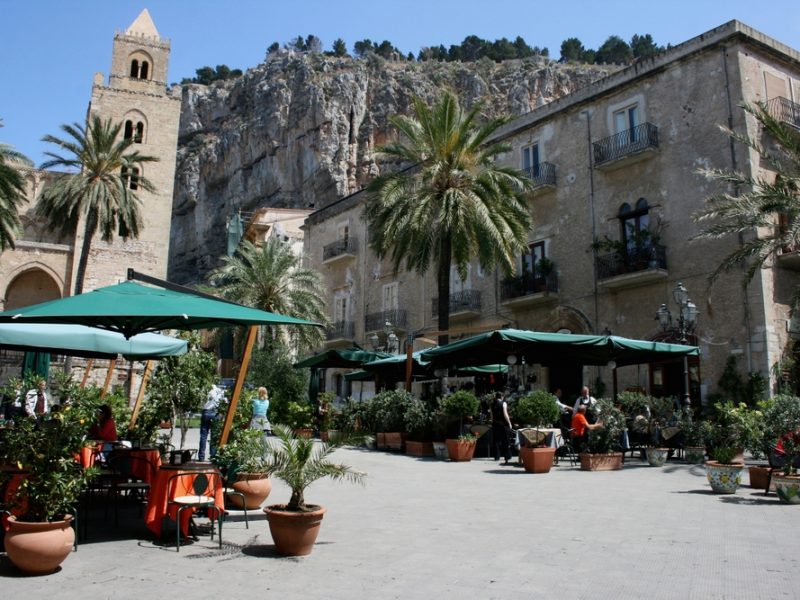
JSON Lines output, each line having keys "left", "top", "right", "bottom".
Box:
{"left": 293, "top": 347, "right": 393, "bottom": 369}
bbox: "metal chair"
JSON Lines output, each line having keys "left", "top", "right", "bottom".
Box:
{"left": 557, "top": 427, "right": 579, "bottom": 466}
{"left": 107, "top": 452, "right": 154, "bottom": 526}
{"left": 166, "top": 471, "right": 223, "bottom": 552}
{"left": 222, "top": 480, "right": 249, "bottom": 529}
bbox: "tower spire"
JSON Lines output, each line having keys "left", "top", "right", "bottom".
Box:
{"left": 125, "top": 8, "right": 160, "bottom": 39}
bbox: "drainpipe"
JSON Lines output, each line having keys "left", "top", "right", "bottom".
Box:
{"left": 582, "top": 109, "right": 600, "bottom": 334}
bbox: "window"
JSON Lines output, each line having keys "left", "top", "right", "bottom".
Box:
{"left": 135, "top": 122, "right": 144, "bottom": 143}
{"left": 130, "top": 60, "right": 139, "bottom": 78}
{"left": 334, "top": 294, "right": 349, "bottom": 323}
{"left": 522, "top": 241, "right": 545, "bottom": 274}
{"left": 124, "top": 120, "right": 134, "bottom": 140}
{"left": 129, "top": 58, "right": 150, "bottom": 80}
{"left": 121, "top": 167, "right": 140, "bottom": 190}
{"left": 450, "top": 265, "right": 472, "bottom": 294}
{"left": 382, "top": 282, "right": 399, "bottom": 313}
{"left": 139, "top": 61, "right": 149, "bottom": 80}
{"left": 614, "top": 105, "right": 639, "bottom": 143}
{"left": 522, "top": 143, "right": 540, "bottom": 178}
{"left": 619, "top": 198, "right": 650, "bottom": 253}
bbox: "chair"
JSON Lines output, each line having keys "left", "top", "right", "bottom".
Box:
{"left": 107, "top": 453, "right": 154, "bottom": 526}
{"left": 222, "top": 480, "right": 249, "bottom": 530}
{"left": 557, "top": 428, "right": 579, "bottom": 466}
{"left": 470, "top": 424, "right": 492, "bottom": 458}
{"left": 166, "top": 471, "right": 223, "bottom": 552}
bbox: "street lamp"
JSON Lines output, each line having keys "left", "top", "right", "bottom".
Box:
{"left": 655, "top": 282, "right": 699, "bottom": 405}
{"left": 371, "top": 321, "right": 399, "bottom": 353}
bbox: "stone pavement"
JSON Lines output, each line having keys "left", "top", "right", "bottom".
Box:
{"left": 2, "top": 429, "right": 798, "bottom": 599}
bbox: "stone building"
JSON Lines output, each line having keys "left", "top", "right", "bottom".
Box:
{"left": 303, "top": 21, "right": 800, "bottom": 403}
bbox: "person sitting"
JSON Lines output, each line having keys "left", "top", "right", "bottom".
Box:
{"left": 88, "top": 404, "right": 118, "bottom": 462}
{"left": 570, "top": 404, "right": 603, "bottom": 453}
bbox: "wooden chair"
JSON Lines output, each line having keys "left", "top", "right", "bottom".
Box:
{"left": 166, "top": 471, "right": 222, "bottom": 552}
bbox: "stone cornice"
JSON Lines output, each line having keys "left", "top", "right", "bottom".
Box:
{"left": 15, "top": 240, "right": 72, "bottom": 253}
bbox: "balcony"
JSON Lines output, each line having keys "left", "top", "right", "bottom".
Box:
{"left": 596, "top": 244, "right": 668, "bottom": 291}
{"left": 500, "top": 273, "right": 559, "bottom": 310}
{"left": 523, "top": 162, "right": 556, "bottom": 190}
{"left": 766, "top": 97, "right": 800, "bottom": 130}
{"left": 593, "top": 122, "right": 659, "bottom": 169}
{"left": 325, "top": 320, "right": 355, "bottom": 344}
{"left": 365, "top": 309, "right": 408, "bottom": 332}
{"left": 431, "top": 290, "right": 482, "bottom": 320}
{"left": 322, "top": 237, "right": 358, "bottom": 264}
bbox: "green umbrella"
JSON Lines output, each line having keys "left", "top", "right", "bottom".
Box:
{"left": 294, "top": 347, "right": 393, "bottom": 369}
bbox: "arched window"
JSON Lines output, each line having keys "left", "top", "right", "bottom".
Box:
{"left": 134, "top": 122, "right": 144, "bottom": 143}
{"left": 130, "top": 59, "right": 139, "bottom": 78}
{"left": 618, "top": 198, "right": 650, "bottom": 253}
{"left": 124, "top": 120, "right": 134, "bottom": 140}
{"left": 139, "top": 61, "right": 149, "bottom": 80}
{"left": 121, "top": 167, "right": 140, "bottom": 190}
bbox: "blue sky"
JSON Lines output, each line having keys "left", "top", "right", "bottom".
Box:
{"left": 1, "top": 0, "right": 798, "bottom": 164}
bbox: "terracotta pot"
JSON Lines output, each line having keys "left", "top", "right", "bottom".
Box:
{"left": 748, "top": 466, "right": 775, "bottom": 491}
{"left": 264, "top": 504, "right": 327, "bottom": 556}
{"left": 520, "top": 446, "right": 556, "bottom": 473}
{"left": 384, "top": 432, "right": 405, "bottom": 451}
{"left": 773, "top": 474, "right": 800, "bottom": 504}
{"left": 321, "top": 430, "right": 340, "bottom": 444}
{"left": 405, "top": 441, "right": 434, "bottom": 457}
{"left": 229, "top": 473, "right": 272, "bottom": 510}
{"left": 704, "top": 460, "right": 744, "bottom": 494}
{"left": 445, "top": 439, "right": 476, "bottom": 462}
{"left": 432, "top": 441, "right": 448, "bottom": 460}
{"left": 293, "top": 428, "right": 313, "bottom": 439}
{"left": 684, "top": 446, "right": 706, "bottom": 464}
{"left": 159, "top": 420, "right": 171, "bottom": 429}
{"left": 579, "top": 452, "right": 623, "bottom": 471}
{"left": 5, "top": 515, "right": 75, "bottom": 575}
{"left": 646, "top": 447, "right": 670, "bottom": 467}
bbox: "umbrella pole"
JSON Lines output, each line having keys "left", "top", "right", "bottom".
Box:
{"left": 99, "top": 357, "right": 117, "bottom": 400}
{"left": 80, "top": 359, "right": 94, "bottom": 388}
{"left": 220, "top": 325, "right": 258, "bottom": 447}
{"left": 405, "top": 334, "right": 413, "bottom": 392}
{"left": 613, "top": 366, "right": 618, "bottom": 402}
{"left": 128, "top": 360, "right": 154, "bottom": 433}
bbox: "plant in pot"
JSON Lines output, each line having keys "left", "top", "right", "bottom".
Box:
{"left": 680, "top": 413, "right": 708, "bottom": 464}
{"left": 212, "top": 428, "right": 272, "bottom": 510}
{"left": 761, "top": 394, "right": 800, "bottom": 503}
{"left": 373, "top": 389, "right": 412, "bottom": 451}
{"left": 440, "top": 390, "right": 479, "bottom": 462}
{"left": 0, "top": 404, "right": 97, "bottom": 575}
{"left": 284, "top": 400, "right": 314, "bottom": 438}
{"left": 642, "top": 395, "right": 677, "bottom": 467}
{"left": 579, "top": 399, "right": 626, "bottom": 471}
{"left": 262, "top": 424, "right": 368, "bottom": 556}
{"left": 403, "top": 397, "right": 435, "bottom": 457}
{"left": 514, "top": 390, "right": 560, "bottom": 473}
{"left": 704, "top": 401, "right": 753, "bottom": 494}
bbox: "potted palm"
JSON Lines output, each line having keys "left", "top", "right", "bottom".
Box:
{"left": 579, "top": 399, "right": 626, "bottom": 471}
{"left": 514, "top": 390, "right": 560, "bottom": 473}
{"left": 212, "top": 429, "right": 272, "bottom": 510}
{"left": 441, "top": 391, "right": 480, "bottom": 462}
{"left": 704, "top": 402, "right": 753, "bottom": 494}
{"left": 761, "top": 395, "right": 800, "bottom": 504}
{"left": 262, "top": 424, "right": 368, "bottom": 556}
{"left": 0, "top": 404, "right": 97, "bottom": 575}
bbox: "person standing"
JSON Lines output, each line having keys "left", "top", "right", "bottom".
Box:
{"left": 572, "top": 386, "right": 597, "bottom": 415}
{"left": 491, "top": 391, "right": 514, "bottom": 465}
{"left": 24, "top": 379, "right": 48, "bottom": 417}
{"left": 198, "top": 383, "right": 225, "bottom": 461}
{"left": 250, "top": 386, "right": 271, "bottom": 436}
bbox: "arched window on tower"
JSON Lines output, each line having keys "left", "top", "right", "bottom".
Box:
{"left": 135, "top": 122, "right": 144, "bottom": 143}
{"left": 130, "top": 60, "right": 139, "bottom": 78}
{"left": 124, "top": 120, "right": 134, "bottom": 140}
{"left": 121, "top": 167, "right": 140, "bottom": 190}
{"left": 139, "top": 61, "right": 149, "bottom": 80}
{"left": 129, "top": 167, "right": 140, "bottom": 191}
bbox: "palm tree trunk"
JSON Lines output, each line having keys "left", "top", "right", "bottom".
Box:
{"left": 437, "top": 236, "right": 452, "bottom": 346}
{"left": 74, "top": 211, "right": 98, "bottom": 295}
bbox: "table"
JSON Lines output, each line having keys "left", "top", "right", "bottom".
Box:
{"left": 111, "top": 448, "right": 161, "bottom": 485}
{"left": 144, "top": 463, "right": 223, "bottom": 538}
{"left": 516, "top": 428, "right": 563, "bottom": 450}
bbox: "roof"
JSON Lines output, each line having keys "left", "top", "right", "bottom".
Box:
{"left": 125, "top": 9, "right": 160, "bottom": 39}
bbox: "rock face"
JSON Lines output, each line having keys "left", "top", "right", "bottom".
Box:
{"left": 169, "top": 51, "right": 614, "bottom": 283}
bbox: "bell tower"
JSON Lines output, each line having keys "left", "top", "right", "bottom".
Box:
{"left": 76, "top": 8, "right": 181, "bottom": 289}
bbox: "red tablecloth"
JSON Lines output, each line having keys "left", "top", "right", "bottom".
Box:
{"left": 112, "top": 448, "right": 161, "bottom": 485}
{"left": 144, "top": 464, "right": 223, "bottom": 538}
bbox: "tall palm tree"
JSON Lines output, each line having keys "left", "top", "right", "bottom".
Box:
{"left": 0, "top": 121, "right": 32, "bottom": 251}
{"left": 364, "top": 91, "right": 532, "bottom": 344}
{"left": 693, "top": 101, "right": 800, "bottom": 286}
{"left": 36, "top": 115, "right": 158, "bottom": 294}
{"left": 208, "top": 237, "right": 328, "bottom": 352}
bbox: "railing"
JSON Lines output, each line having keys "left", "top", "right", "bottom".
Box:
{"left": 765, "top": 97, "right": 800, "bottom": 129}
{"left": 523, "top": 161, "right": 556, "bottom": 188}
{"left": 593, "top": 122, "right": 659, "bottom": 166}
{"left": 431, "top": 290, "right": 482, "bottom": 316}
{"left": 325, "top": 320, "right": 355, "bottom": 340}
{"left": 365, "top": 309, "right": 408, "bottom": 332}
{"left": 501, "top": 272, "right": 559, "bottom": 300}
{"left": 595, "top": 243, "right": 667, "bottom": 279}
{"left": 322, "top": 237, "right": 358, "bottom": 261}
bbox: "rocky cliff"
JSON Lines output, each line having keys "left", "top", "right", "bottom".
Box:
{"left": 169, "top": 51, "right": 614, "bottom": 283}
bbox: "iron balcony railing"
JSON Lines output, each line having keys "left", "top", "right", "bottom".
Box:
{"left": 326, "top": 320, "right": 355, "bottom": 340}
{"left": 364, "top": 309, "right": 408, "bottom": 332}
{"left": 593, "top": 122, "right": 659, "bottom": 166}
{"left": 431, "top": 289, "right": 482, "bottom": 316}
{"left": 595, "top": 243, "right": 667, "bottom": 279}
{"left": 501, "top": 272, "right": 559, "bottom": 301}
{"left": 523, "top": 161, "right": 556, "bottom": 188}
{"left": 766, "top": 96, "right": 800, "bottom": 129}
{"left": 322, "top": 237, "right": 358, "bottom": 261}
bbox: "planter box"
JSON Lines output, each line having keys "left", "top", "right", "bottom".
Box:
{"left": 748, "top": 465, "right": 775, "bottom": 491}
{"left": 445, "top": 439, "right": 476, "bottom": 462}
{"left": 376, "top": 432, "right": 387, "bottom": 449}
{"left": 520, "top": 446, "right": 556, "bottom": 473}
{"left": 405, "top": 441, "right": 434, "bottom": 457}
{"left": 384, "top": 432, "right": 405, "bottom": 451}
{"left": 294, "top": 428, "right": 313, "bottom": 439}
{"left": 579, "top": 452, "right": 623, "bottom": 471}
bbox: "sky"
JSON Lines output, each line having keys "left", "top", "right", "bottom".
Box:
{"left": 1, "top": 0, "right": 798, "bottom": 165}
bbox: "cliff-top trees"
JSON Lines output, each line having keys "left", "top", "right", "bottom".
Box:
{"left": 36, "top": 115, "right": 158, "bottom": 294}
{"left": 0, "top": 121, "right": 31, "bottom": 251}
{"left": 365, "top": 91, "right": 532, "bottom": 345}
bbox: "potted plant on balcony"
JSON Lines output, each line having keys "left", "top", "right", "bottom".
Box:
{"left": 761, "top": 395, "right": 800, "bottom": 504}
{"left": 212, "top": 428, "right": 272, "bottom": 510}
{"left": 534, "top": 258, "right": 556, "bottom": 292}
{"left": 403, "top": 397, "right": 435, "bottom": 457}
{"left": 704, "top": 401, "right": 754, "bottom": 494}
{"left": 441, "top": 391, "right": 479, "bottom": 462}
{"left": 579, "top": 399, "right": 626, "bottom": 471}
{"left": 262, "top": 424, "right": 368, "bottom": 556}
{"left": 0, "top": 403, "right": 97, "bottom": 575}
{"left": 514, "top": 390, "right": 560, "bottom": 473}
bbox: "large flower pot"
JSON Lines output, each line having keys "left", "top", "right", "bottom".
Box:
{"left": 405, "top": 441, "right": 434, "bottom": 457}
{"left": 5, "top": 515, "right": 75, "bottom": 575}
{"left": 384, "top": 432, "right": 405, "bottom": 451}
{"left": 432, "top": 441, "right": 448, "bottom": 460}
{"left": 229, "top": 473, "right": 272, "bottom": 510}
{"left": 293, "top": 428, "right": 313, "bottom": 439}
{"left": 773, "top": 474, "right": 800, "bottom": 504}
{"left": 748, "top": 466, "right": 774, "bottom": 491}
{"left": 705, "top": 461, "right": 744, "bottom": 494}
{"left": 684, "top": 446, "right": 706, "bottom": 464}
{"left": 445, "top": 439, "right": 476, "bottom": 462}
{"left": 646, "top": 447, "right": 670, "bottom": 467}
{"left": 579, "top": 452, "right": 623, "bottom": 471}
{"left": 520, "top": 446, "right": 556, "bottom": 473}
{"left": 263, "top": 504, "right": 327, "bottom": 556}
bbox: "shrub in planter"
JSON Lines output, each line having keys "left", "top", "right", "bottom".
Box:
{"left": 212, "top": 429, "right": 271, "bottom": 509}
{"left": 514, "top": 390, "right": 560, "bottom": 431}
{"left": 761, "top": 395, "right": 800, "bottom": 475}
{"left": 440, "top": 390, "right": 479, "bottom": 436}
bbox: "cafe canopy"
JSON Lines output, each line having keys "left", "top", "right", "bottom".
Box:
{"left": 293, "top": 347, "right": 393, "bottom": 369}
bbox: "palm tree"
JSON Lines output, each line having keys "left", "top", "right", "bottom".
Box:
{"left": 693, "top": 101, "right": 800, "bottom": 286}
{"left": 36, "top": 115, "right": 158, "bottom": 294}
{"left": 208, "top": 237, "right": 328, "bottom": 352}
{"left": 364, "top": 91, "right": 532, "bottom": 344}
{"left": 0, "top": 121, "right": 32, "bottom": 251}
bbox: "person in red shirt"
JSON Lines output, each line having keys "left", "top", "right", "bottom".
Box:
{"left": 89, "top": 404, "right": 118, "bottom": 442}
{"left": 570, "top": 404, "right": 603, "bottom": 452}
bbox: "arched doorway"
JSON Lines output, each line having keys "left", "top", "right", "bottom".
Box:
{"left": 5, "top": 268, "right": 62, "bottom": 310}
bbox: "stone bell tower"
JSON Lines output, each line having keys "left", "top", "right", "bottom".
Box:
{"left": 75, "top": 8, "right": 181, "bottom": 290}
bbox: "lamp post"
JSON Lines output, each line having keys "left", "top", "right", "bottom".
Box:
{"left": 370, "top": 321, "right": 399, "bottom": 353}
{"left": 655, "top": 282, "right": 698, "bottom": 406}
